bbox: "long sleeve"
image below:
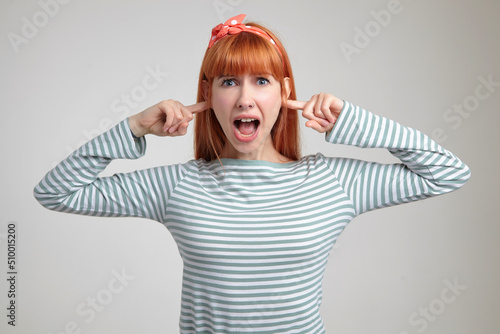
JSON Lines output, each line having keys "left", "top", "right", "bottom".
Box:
{"left": 323, "top": 101, "right": 471, "bottom": 216}
{"left": 33, "top": 119, "right": 185, "bottom": 222}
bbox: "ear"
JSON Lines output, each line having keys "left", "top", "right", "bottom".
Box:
{"left": 283, "top": 77, "right": 291, "bottom": 99}
{"left": 201, "top": 80, "right": 210, "bottom": 101}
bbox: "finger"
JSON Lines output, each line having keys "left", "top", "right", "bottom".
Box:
{"left": 320, "top": 94, "right": 336, "bottom": 123}
{"left": 177, "top": 122, "right": 189, "bottom": 135}
{"left": 305, "top": 119, "right": 334, "bottom": 134}
{"left": 185, "top": 101, "right": 209, "bottom": 114}
{"left": 168, "top": 123, "right": 179, "bottom": 134}
{"left": 162, "top": 105, "right": 177, "bottom": 132}
{"left": 326, "top": 94, "right": 343, "bottom": 123}
{"left": 286, "top": 100, "right": 306, "bottom": 110}
{"left": 301, "top": 96, "right": 330, "bottom": 127}
{"left": 173, "top": 101, "right": 185, "bottom": 124}
{"left": 169, "top": 121, "right": 189, "bottom": 135}
{"left": 305, "top": 120, "right": 327, "bottom": 133}
{"left": 304, "top": 114, "right": 330, "bottom": 128}
{"left": 301, "top": 94, "right": 318, "bottom": 120}
{"left": 314, "top": 93, "right": 324, "bottom": 119}
{"left": 312, "top": 93, "right": 333, "bottom": 124}
{"left": 168, "top": 101, "right": 202, "bottom": 133}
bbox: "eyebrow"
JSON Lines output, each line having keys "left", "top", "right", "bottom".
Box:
{"left": 217, "top": 73, "right": 272, "bottom": 79}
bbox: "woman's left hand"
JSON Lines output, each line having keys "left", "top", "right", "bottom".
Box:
{"left": 287, "top": 93, "right": 344, "bottom": 133}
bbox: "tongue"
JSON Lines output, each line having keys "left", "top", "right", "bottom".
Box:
{"left": 238, "top": 121, "right": 257, "bottom": 135}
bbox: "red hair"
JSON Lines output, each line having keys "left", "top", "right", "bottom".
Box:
{"left": 194, "top": 21, "right": 300, "bottom": 161}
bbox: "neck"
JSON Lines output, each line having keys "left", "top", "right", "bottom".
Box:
{"left": 220, "top": 143, "right": 291, "bottom": 163}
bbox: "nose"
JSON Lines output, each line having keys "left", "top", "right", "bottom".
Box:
{"left": 237, "top": 83, "right": 255, "bottom": 110}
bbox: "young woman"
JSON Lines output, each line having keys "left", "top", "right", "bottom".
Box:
{"left": 34, "top": 14, "right": 470, "bottom": 334}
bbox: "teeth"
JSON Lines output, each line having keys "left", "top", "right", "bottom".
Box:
{"left": 240, "top": 118, "right": 256, "bottom": 122}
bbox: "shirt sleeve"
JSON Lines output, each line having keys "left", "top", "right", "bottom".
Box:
{"left": 323, "top": 101, "right": 471, "bottom": 216}
{"left": 33, "top": 119, "right": 185, "bottom": 223}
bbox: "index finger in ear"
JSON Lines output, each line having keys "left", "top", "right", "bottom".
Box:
{"left": 185, "top": 101, "right": 210, "bottom": 113}
{"left": 286, "top": 100, "right": 306, "bottom": 110}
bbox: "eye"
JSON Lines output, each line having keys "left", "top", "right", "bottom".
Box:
{"left": 256, "top": 77, "right": 270, "bottom": 85}
{"left": 221, "top": 78, "right": 237, "bottom": 87}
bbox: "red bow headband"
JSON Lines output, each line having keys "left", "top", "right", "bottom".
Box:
{"left": 208, "top": 14, "right": 283, "bottom": 59}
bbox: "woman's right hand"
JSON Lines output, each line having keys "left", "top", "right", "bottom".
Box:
{"left": 128, "top": 100, "right": 209, "bottom": 138}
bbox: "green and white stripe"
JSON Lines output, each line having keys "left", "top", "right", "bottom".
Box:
{"left": 34, "top": 101, "right": 470, "bottom": 333}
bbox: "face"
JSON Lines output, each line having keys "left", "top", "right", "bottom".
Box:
{"left": 205, "top": 73, "right": 289, "bottom": 161}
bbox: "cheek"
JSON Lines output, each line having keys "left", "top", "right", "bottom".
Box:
{"left": 264, "top": 84, "right": 282, "bottom": 106}
{"left": 210, "top": 93, "right": 233, "bottom": 131}
{"left": 258, "top": 91, "right": 282, "bottom": 119}
{"left": 211, "top": 90, "right": 234, "bottom": 114}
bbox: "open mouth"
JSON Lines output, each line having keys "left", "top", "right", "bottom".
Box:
{"left": 234, "top": 118, "right": 260, "bottom": 137}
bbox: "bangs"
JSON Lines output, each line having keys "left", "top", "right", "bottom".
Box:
{"left": 203, "top": 31, "right": 283, "bottom": 80}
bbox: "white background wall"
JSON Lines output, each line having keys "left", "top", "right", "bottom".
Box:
{"left": 1, "top": 0, "right": 499, "bottom": 333}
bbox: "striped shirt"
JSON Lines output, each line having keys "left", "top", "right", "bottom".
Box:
{"left": 34, "top": 101, "right": 470, "bottom": 333}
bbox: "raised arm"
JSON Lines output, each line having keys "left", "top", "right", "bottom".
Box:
{"left": 34, "top": 100, "right": 208, "bottom": 221}
{"left": 288, "top": 94, "right": 471, "bottom": 215}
